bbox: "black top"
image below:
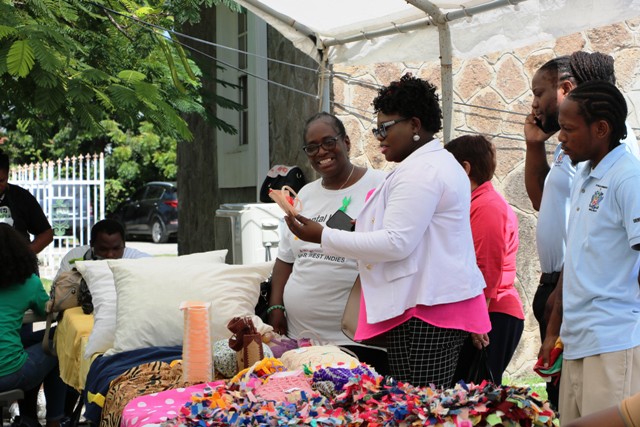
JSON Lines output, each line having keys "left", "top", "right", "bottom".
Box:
{"left": 0, "top": 184, "right": 52, "bottom": 242}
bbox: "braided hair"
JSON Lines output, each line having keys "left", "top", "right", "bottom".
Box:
{"left": 372, "top": 73, "right": 442, "bottom": 134}
{"left": 0, "top": 224, "right": 39, "bottom": 288}
{"left": 539, "top": 56, "right": 573, "bottom": 85}
{"left": 569, "top": 51, "right": 615, "bottom": 86}
{"left": 566, "top": 80, "right": 628, "bottom": 149}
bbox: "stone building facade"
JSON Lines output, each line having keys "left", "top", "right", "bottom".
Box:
{"left": 330, "top": 18, "right": 640, "bottom": 379}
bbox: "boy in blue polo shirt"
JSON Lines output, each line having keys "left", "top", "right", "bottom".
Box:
{"left": 540, "top": 80, "right": 640, "bottom": 424}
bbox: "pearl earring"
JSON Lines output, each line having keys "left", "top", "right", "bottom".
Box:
{"left": 413, "top": 134, "right": 420, "bottom": 142}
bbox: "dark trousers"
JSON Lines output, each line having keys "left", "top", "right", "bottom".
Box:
{"left": 454, "top": 312, "right": 524, "bottom": 386}
{"left": 532, "top": 278, "right": 560, "bottom": 408}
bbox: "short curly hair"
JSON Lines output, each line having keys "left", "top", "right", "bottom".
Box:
{"left": 372, "top": 73, "right": 442, "bottom": 134}
{"left": 0, "top": 224, "right": 39, "bottom": 288}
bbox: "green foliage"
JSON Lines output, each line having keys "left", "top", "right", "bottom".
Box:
{"left": 102, "top": 120, "right": 178, "bottom": 213}
{"left": 0, "top": 0, "right": 246, "bottom": 217}
{"left": 0, "top": 0, "right": 242, "bottom": 150}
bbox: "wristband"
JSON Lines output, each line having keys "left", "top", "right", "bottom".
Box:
{"left": 267, "top": 304, "right": 286, "bottom": 314}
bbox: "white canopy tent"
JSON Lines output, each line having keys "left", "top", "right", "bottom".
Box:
{"left": 234, "top": 0, "right": 640, "bottom": 141}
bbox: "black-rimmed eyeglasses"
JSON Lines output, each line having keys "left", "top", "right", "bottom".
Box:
{"left": 371, "top": 117, "right": 410, "bottom": 139}
{"left": 302, "top": 135, "right": 342, "bottom": 156}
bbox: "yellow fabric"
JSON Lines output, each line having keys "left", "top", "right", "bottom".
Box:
{"left": 54, "top": 307, "right": 95, "bottom": 391}
{"left": 86, "top": 391, "right": 105, "bottom": 408}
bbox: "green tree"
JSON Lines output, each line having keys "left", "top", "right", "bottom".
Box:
{"left": 0, "top": 0, "right": 242, "bottom": 213}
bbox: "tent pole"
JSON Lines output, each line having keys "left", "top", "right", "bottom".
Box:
{"left": 318, "top": 49, "right": 331, "bottom": 112}
{"left": 406, "top": 1, "right": 453, "bottom": 143}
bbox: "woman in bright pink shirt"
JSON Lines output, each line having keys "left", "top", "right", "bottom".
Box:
{"left": 446, "top": 135, "right": 525, "bottom": 385}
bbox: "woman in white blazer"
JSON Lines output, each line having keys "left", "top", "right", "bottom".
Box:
{"left": 286, "top": 74, "right": 491, "bottom": 387}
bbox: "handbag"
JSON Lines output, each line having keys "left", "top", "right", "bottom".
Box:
{"left": 341, "top": 276, "right": 387, "bottom": 348}
{"left": 259, "top": 165, "right": 306, "bottom": 203}
{"left": 254, "top": 277, "right": 271, "bottom": 323}
{"left": 42, "top": 268, "right": 86, "bottom": 355}
{"left": 467, "top": 345, "right": 496, "bottom": 384}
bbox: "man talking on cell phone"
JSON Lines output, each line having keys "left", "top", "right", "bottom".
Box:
{"left": 524, "top": 52, "right": 640, "bottom": 410}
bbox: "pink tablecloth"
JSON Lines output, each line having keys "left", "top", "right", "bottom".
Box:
{"left": 121, "top": 381, "right": 224, "bottom": 427}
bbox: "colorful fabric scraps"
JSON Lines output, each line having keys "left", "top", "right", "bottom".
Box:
{"left": 533, "top": 338, "right": 563, "bottom": 385}
{"left": 160, "top": 363, "right": 558, "bottom": 427}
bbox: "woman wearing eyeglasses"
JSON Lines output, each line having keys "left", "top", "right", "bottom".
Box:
{"left": 285, "top": 74, "right": 491, "bottom": 387}
{"left": 268, "top": 112, "right": 388, "bottom": 373}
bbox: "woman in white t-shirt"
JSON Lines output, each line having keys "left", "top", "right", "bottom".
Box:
{"left": 268, "top": 112, "right": 388, "bottom": 374}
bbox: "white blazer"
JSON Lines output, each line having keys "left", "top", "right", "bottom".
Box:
{"left": 322, "top": 140, "right": 486, "bottom": 324}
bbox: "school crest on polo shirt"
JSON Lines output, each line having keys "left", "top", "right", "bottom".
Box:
{"left": 554, "top": 151, "right": 566, "bottom": 166}
{"left": 589, "top": 189, "right": 604, "bottom": 212}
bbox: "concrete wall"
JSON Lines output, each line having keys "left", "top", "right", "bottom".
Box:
{"left": 333, "top": 17, "right": 640, "bottom": 379}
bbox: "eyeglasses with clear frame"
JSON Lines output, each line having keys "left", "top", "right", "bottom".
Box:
{"left": 302, "top": 134, "right": 343, "bottom": 156}
{"left": 371, "top": 117, "right": 410, "bottom": 139}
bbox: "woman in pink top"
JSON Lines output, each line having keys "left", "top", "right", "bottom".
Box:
{"left": 445, "top": 135, "right": 525, "bottom": 385}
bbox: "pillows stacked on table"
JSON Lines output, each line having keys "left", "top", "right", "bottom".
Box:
{"left": 75, "top": 250, "right": 274, "bottom": 359}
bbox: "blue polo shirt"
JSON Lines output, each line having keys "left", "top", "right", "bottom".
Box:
{"left": 562, "top": 144, "right": 640, "bottom": 360}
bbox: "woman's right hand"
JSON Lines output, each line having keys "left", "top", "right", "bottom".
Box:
{"left": 269, "top": 309, "right": 288, "bottom": 336}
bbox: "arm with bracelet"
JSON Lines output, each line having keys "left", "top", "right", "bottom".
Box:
{"left": 268, "top": 259, "right": 291, "bottom": 335}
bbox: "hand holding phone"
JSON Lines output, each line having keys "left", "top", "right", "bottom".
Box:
{"left": 326, "top": 209, "right": 354, "bottom": 232}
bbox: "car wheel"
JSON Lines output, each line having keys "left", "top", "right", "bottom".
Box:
{"left": 151, "top": 217, "right": 169, "bottom": 243}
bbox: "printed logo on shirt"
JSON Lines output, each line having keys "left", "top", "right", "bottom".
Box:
{"left": 554, "top": 151, "right": 566, "bottom": 166}
{"left": 589, "top": 189, "right": 605, "bottom": 212}
{"left": 297, "top": 248, "right": 346, "bottom": 264}
{"left": 0, "top": 206, "right": 14, "bottom": 226}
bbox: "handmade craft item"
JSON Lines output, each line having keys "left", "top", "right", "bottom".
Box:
{"left": 180, "top": 301, "right": 213, "bottom": 383}
{"left": 228, "top": 316, "right": 264, "bottom": 372}
{"left": 267, "top": 185, "right": 302, "bottom": 216}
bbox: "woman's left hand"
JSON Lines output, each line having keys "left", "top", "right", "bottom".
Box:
{"left": 471, "top": 333, "right": 490, "bottom": 349}
{"left": 285, "top": 214, "right": 323, "bottom": 244}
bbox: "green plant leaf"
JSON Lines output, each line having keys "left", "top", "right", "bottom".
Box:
{"left": 7, "top": 39, "right": 35, "bottom": 77}
{"left": 118, "top": 69, "right": 147, "bottom": 83}
{"left": 0, "top": 25, "right": 17, "bottom": 40}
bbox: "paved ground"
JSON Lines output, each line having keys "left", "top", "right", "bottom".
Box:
{"left": 127, "top": 240, "right": 178, "bottom": 256}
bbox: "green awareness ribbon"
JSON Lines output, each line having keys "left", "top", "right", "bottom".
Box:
{"left": 339, "top": 196, "right": 351, "bottom": 213}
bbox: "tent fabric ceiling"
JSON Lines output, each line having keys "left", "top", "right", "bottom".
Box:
{"left": 235, "top": 0, "right": 640, "bottom": 65}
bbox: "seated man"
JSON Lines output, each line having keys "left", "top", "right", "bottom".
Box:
{"left": 55, "top": 219, "right": 150, "bottom": 280}
{"left": 53, "top": 219, "right": 150, "bottom": 420}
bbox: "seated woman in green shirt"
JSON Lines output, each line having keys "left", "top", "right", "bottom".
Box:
{"left": 0, "top": 224, "right": 66, "bottom": 427}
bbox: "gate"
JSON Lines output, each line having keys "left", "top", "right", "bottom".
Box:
{"left": 10, "top": 153, "right": 106, "bottom": 278}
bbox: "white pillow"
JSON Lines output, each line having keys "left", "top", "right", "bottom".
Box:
{"left": 105, "top": 257, "right": 273, "bottom": 356}
{"left": 75, "top": 260, "right": 115, "bottom": 358}
{"left": 76, "top": 250, "right": 228, "bottom": 358}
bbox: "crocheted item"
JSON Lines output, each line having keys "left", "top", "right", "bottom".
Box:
{"left": 213, "top": 339, "right": 274, "bottom": 379}
{"left": 254, "top": 370, "right": 314, "bottom": 403}
{"left": 279, "top": 345, "right": 359, "bottom": 371}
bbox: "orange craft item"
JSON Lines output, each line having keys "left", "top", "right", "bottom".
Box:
{"left": 268, "top": 185, "right": 302, "bottom": 216}
{"left": 180, "top": 301, "right": 213, "bottom": 383}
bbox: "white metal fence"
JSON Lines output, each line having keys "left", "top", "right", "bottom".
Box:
{"left": 10, "top": 153, "right": 106, "bottom": 278}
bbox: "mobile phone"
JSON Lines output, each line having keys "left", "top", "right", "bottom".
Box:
{"left": 326, "top": 209, "right": 354, "bottom": 232}
{"left": 534, "top": 117, "right": 544, "bottom": 130}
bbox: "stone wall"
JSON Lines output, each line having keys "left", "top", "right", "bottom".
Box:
{"left": 333, "top": 17, "right": 640, "bottom": 380}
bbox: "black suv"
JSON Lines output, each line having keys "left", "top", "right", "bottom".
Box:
{"left": 109, "top": 182, "right": 178, "bottom": 243}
